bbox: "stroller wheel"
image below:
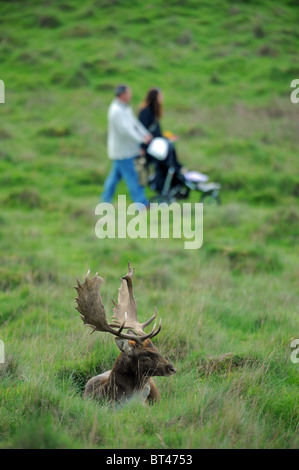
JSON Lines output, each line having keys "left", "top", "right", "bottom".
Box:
{"left": 198, "top": 182, "right": 221, "bottom": 205}
{"left": 200, "top": 191, "right": 221, "bottom": 205}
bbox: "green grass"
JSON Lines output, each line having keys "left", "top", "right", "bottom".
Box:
{"left": 0, "top": 0, "right": 298, "bottom": 449}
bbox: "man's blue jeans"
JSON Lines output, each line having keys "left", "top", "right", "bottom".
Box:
{"left": 101, "top": 157, "right": 148, "bottom": 207}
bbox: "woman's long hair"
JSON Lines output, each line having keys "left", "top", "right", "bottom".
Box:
{"left": 140, "top": 88, "right": 163, "bottom": 120}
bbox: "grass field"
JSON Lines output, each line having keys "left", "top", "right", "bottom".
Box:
{"left": 0, "top": 0, "right": 298, "bottom": 449}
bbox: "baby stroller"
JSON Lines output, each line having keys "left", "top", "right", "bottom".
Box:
{"left": 137, "top": 137, "right": 221, "bottom": 205}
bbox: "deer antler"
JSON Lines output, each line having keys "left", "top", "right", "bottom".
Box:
{"left": 109, "top": 262, "right": 161, "bottom": 338}
{"left": 75, "top": 266, "right": 161, "bottom": 343}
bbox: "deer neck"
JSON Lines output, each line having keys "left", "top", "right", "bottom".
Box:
{"left": 109, "top": 353, "right": 149, "bottom": 392}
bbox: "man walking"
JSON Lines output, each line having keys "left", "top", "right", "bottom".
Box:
{"left": 101, "top": 85, "right": 152, "bottom": 209}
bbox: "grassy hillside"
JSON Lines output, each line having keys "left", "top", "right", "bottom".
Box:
{"left": 0, "top": 0, "right": 298, "bottom": 449}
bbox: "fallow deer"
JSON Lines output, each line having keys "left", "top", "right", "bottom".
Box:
{"left": 75, "top": 263, "right": 176, "bottom": 405}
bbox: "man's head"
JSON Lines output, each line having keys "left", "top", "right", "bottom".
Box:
{"left": 115, "top": 84, "right": 132, "bottom": 103}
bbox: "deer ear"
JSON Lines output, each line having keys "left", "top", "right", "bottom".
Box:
{"left": 115, "top": 337, "right": 135, "bottom": 354}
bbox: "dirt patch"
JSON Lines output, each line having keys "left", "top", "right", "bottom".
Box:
{"left": 37, "top": 15, "right": 62, "bottom": 29}
{"left": 37, "top": 126, "right": 72, "bottom": 138}
{"left": 206, "top": 244, "right": 282, "bottom": 274}
{"left": 197, "top": 352, "right": 258, "bottom": 377}
{"left": 5, "top": 189, "right": 44, "bottom": 209}
{"left": 0, "top": 355, "right": 19, "bottom": 379}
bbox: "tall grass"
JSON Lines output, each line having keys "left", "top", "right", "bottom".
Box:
{"left": 0, "top": 0, "right": 298, "bottom": 449}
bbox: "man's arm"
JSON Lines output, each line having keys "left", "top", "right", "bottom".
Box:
{"left": 113, "top": 107, "right": 151, "bottom": 143}
{"left": 131, "top": 112, "right": 153, "bottom": 144}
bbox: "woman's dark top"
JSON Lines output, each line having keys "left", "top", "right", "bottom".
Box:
{"left": 138, "top": 106, "right": 162, "bottom": 139}
{"left": 138, "top": 105, "right": 182, "bottom": 189}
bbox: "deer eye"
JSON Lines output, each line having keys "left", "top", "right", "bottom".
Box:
{"left": 141, "top": 352, "right": 155, "bottom": 360}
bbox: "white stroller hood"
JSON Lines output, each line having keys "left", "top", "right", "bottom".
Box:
{"left": 147, "top": 137, "right": 169, "bottom": 160}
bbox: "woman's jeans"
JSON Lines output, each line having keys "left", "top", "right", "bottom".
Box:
{"left": 101, "top": 157, "right": 148, "bottom": 207}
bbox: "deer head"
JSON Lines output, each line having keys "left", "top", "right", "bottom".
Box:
{"left": 114, "top": 337, "right": 176, "bottom": 377}
{"left": 75, "top": 263, "right": 175, "bottom": 403}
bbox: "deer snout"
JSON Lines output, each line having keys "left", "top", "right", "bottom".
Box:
{"left": 166, "top": 364, "right": 176, "bottom": 375}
